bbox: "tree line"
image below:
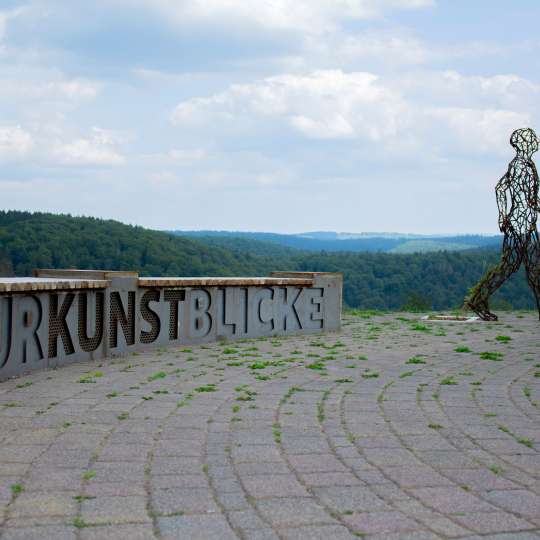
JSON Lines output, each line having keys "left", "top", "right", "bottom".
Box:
{"left": 0, "top": 211, "right": 533, "bottom": 311}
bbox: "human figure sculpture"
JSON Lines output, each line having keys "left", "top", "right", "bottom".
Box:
{"left": 464, "top": 127, "right": 540, "bottom": 321}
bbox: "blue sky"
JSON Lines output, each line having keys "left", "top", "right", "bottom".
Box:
{"left": 1, "top": 0, "right": 539, "bottom": 234}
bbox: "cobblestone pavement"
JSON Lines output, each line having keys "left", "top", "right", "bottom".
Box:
{"left": 0, "top": 312, "right": 539, "bottom": 540}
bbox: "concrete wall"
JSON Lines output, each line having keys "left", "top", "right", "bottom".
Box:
{"left": 0, "top": 270, "right": 342, "bottom": 380}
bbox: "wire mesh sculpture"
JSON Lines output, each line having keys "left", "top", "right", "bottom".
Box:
{"left": 464, "top": 128, "right": 540, "bottom": 321}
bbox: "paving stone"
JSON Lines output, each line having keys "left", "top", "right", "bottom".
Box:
{"left": 413, "top": 450, "right": 478, "bottom": 469}
{"left": 151, "top": 474, "right": 208, "bottom": 490}
{"left": 3, "top": 516, "right": 71, "bottom": 528}
{"left": 241, "top": 528, "right": 281, "bottom": 540}
{"left": 242, "top": 475, "right": 308, "bottom": 498}
{"left": 483, "top": 490, "right": 540, "bottom": 518}
{"left": 152, "top": 457, "right": 203, "bottom": 475}
{"left": 157, "top": 514, "right": 238, "bottom": 540}
{"left": 236, "top": 462, "right": 291, "bottom": 476}
{"left": 25, "top": 468, "right": 85, "bottom": 492}
{"left": 151, "top": 488, "right": 219, "bottom": 515}
{"left": 1, "top": 525, "right": 77, "bottom": 540}
{"left": 256, "top": 497, "right": 334, "bottom": 527}
{"left": 421, "top": 516, "right": 471, "bottom": 538}
{"left": 313, "top": 486, "right": 390, "bottom": 512}
{"left": 367, "top": 532, "right": 441, "bottom": 540}
{"left": 210, "top": 477, "right": 243, "bottom": 493}
{"left": 460, "top": 534, "right": 540, "bottom": 540}
{"left": 97, "top": 444, "right": 151, "bottom": 462}
{"left": 227, "top": 509, "right": 267, "bottom": 530}
{"left": 81, "top": 495, "right": 150, "bottom": 524}
{"left": 280, "top": 524, "right": 355, "bottom": 539}
{"left": 444, "top": 468, "right": 519, "bottom": 491}
{"left": 9, "top": 492, "right": 78, "bottom": 518}
{"left": 410, "top": 486, "right": 496, "bottom": 513}
{"left": 216, "top": 491, "right": 249, "bottom": 511}
{"left": 83, "top": 481, "right": 146, "bottom": 497}
{"left": 342, "top": 510, "right": 420, "bottom": 534}
{"left": 91, "top": 461, "right": 146, "bottom": 483}
{"left": 300, "top": 472, "right": 361, "bottom": 487}
{"left": 453, "top": 511, "right": 536, "bottom": 534}
{"left": 383, "top": 466, "right": 453, "bottom": 488}
{"left": 287, "top": 454, "right": 347, "bottom": 473}
{"left": 364, "top": 448, "right": 420, "bottom": 467}
{"left": 0, "top": 446, "right": 45, "bottom": 463}
{"left": 80, "top": 524, "right": 157, "bottom": 540}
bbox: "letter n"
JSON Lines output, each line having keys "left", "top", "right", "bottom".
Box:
{"left": 109, "top": 291, "right": 135, "bottom": 348}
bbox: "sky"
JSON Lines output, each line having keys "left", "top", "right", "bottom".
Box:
{"left": 1, "top": 0, "right": 539, "bottom": 234}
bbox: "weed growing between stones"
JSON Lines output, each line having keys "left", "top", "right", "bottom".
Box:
{"left": 406, "top": 356, "right": 426, "bottom": 364}
{"left": 194, "top": 384, "right": 217, "bottom": 392}
{"left": 479, "top": 352, "right": 504, "bottom": 361}
{"left": 10, "top": 484, "right": 23, "bottom": 496}
{"left": 148, "top": 371, "right": 167, "bottom": 381}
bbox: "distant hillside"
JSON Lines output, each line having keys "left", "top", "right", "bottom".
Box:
{"left": 390, "top": 240, "right": 473, "bottom": 254}
{"left": 181, "top": 235, "right": 301, "bottom": 258}
{"left": 0, "top": 211, "right": 533, "bottom": 311}
{"left": 0, "top": 211, "right": 273, "bottom": 277}
{"left": 171, "top": 230, "right": 501, "bottom": 254}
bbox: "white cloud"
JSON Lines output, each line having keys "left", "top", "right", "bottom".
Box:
{"left": 173, "top": 70, "right": 407, "bottom": 141}
{"left": 0, "top": 77, "right": 100, "bottom": 102}
{"left": 172, "top": 69, "right": 537, "bottom": 157}
{"left": 141, "top": 148, "right": 207, "bottom": 165}
{"left": 398, "top": 71, "right": 540, "bottom": 110}
{"left": 0, "top": 126, "right": 33, "bottom": 161}
{"left": 303, "top": 31, "right": 434, "bottom": 69}
{"left": 50, "top": 128, "right": 126, "bottom": 166}
{"left": 0, "top": 7, "right": 25, "bottom": 41}
{"left": 46, "top": 80, "right": 100, "bottom": 101}
{"left": 427, "top": 107, "right": 529, "bottom": 155}
{"left": 124, "top": 0, "right": 433, "bottom": 34}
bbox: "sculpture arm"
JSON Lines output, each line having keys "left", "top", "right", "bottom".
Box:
{"left": 495, "top": 173, "right": 510, "bottom": 232}
{"left": 529, "top": 163, "right": 540, "bottom": 212}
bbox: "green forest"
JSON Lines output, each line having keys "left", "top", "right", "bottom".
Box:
{"left": 0, "top": 211, "right": 534, "bottom": 311}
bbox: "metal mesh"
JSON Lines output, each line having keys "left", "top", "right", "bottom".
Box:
{"left": 465, "top": 128, "right": 540, "bottom": 320}
{"left": 48, "top": 293, "right": 75, "bottom": 357}
{"left": 164, "top": 290, "right": 185, "bottom": 340}
{"left": 109, "top": 291, "right": 135, "bottom": 347}
{"left": 140, "top": 290, "right": 160, "bottom": 344}
{"left": 78, "top": 292, "right": 104, "bottom": 352}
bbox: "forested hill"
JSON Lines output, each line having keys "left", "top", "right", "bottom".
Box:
{"left": 170, "top": 230, "right": 502, "bottom": 254}
{"left": 0, "top": 211, "right": 272, "bottom": 277}
{"left": 0, "top": 211, "right": 534, "bottom": 311}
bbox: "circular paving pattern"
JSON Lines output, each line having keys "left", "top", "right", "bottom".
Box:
{"left": 0, "top": 312, "right": 539, "bottom": 540}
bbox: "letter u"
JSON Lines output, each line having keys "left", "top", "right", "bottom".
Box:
{"left": 0, "top": 297, "right": 12, "bottom": 368}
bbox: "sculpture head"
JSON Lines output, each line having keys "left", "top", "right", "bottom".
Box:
{"left": 510, "top": 127, "right": 539, "bottom": 158}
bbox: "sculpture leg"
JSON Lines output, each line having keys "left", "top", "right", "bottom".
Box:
{"left": 464, "top": 235, "right": 523, "bottom": 321}
{"left": 524, "top": 231, "right": 540, "bottom": 320}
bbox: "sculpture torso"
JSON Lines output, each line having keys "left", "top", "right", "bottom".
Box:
{"left": 499, "top": 157, "right": 539, "bottom": 234}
